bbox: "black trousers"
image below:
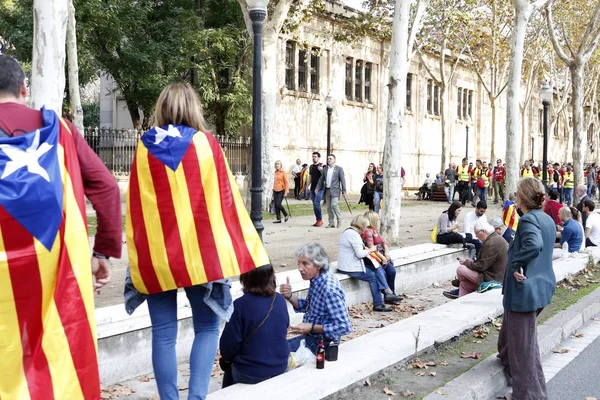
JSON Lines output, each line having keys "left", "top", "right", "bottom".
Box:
{"left": 294, "top": 176, "right": 301, "bottom": 198}
{"left": 457, "top": 181, "right": 469, "bottom": 205}
{"left": 273, "top": 190, "right": 288, "bottom": 220}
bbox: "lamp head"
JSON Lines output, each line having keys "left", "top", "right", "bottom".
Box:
{"left": 246, "top": 0, "right": 269, "bottom": 11}
{"left": 540, "top": 80, "right": 553, "bottom": 104}
{"left": 325, "top": 94, "right": 334, "bottom": 110}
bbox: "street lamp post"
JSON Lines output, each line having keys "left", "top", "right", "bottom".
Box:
{"left": 531, "top": 137, "right": 534, "bottom": 161}
{"left": 247, "top": 0, "right": 268, "bottom": 239}
{"left": 325, "top": 94, "right": 333, "bottom": 157}
{"left": 540, "top": 81, "right": 553, "bottom": 189}
{"left": 465, "top": 117, "right": 470, "bottom": 160}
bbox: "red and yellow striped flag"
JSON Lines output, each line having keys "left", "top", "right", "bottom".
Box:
{"left": 126, "top": 125, "right": 270, "bottom": 294}
{"left": 0, "top": 109, "right": 100, "bottom": 400}
{"left": 503, "top": 202, "right": 520, "bottom": 231}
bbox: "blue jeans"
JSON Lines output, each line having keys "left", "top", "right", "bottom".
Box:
{"left": 147, "top": 286, "right": 220, "bottom": 400}
{"left": 288, "top": 334, "right": 332, "bottom": 355}
{"left": 374, "top": 191, "right": 382, "bottom": 213}
{"left": 564, "top": 188, "right": 573, "bottom": 205}
{"left": 445, "top": 184, "right": 455, "bottom": 203}
{"left": 588, "top": 183, "right": 594, "bottom": 197}
{"left": 341, "top": 266, "right": 388, "bottom": 306}
{"left": 311, "top": 189, "right": 324, "bottom": 221}
{"left": 382, "top": 261, "right": 396, "bottom": 293}
{"left": 476, "top": 187, "right": 488, "bottom": 203}
{"left": 222, "top": 364, "right": 269, "bottom": 388}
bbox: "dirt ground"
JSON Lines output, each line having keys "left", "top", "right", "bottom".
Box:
{"left": 92, "top": 197, "right": 506, "bottom": 308}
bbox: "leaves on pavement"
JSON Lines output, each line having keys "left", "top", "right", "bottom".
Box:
{"left": 552, "top": 348, "right": 570, "bottom": 354}
{"left": 364, "top": 378, "right": 371, "bottom": 386}
{"left": 402, "top": 389, "right": 415, "bottom": 397}
{"left": 383, "top": 386, "right": 396, "bottom": 396}
{"left": 460, "top": 352, "right": 481, "bottom": 359}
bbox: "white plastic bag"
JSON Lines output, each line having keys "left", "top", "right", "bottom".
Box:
{"left": 287, "top": 339, "right": 315, "bottom": 370}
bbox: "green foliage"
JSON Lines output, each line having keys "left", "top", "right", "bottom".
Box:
{"left": 82, "top": 102, "right": 100, "bottom": 127}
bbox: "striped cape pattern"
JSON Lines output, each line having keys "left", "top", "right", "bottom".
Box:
{"left": 126, "top": 125, "right": 270, "bottom": 294}
{"left": 503, "top": 202, "right": 520, "bottom": 231}
{"left": 0, "top": 109, "right": 99, "bottom": 400}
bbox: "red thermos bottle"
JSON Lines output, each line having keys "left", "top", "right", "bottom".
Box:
{"left": 316, "top": 337, "right": 325, "bottom": 369}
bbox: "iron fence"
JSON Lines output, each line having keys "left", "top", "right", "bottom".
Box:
{"left": 82, "top": 127, "right": 251, "bottom": 177}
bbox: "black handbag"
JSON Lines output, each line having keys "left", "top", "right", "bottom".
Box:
{"left": 219, "top": 294, "right": 276, "bottom": 371}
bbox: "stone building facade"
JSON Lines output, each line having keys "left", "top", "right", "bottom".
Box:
{"left": 99, "top": 2, "right": 590, "bottom": 193}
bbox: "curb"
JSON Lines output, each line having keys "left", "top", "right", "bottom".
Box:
{"left": 423, "top": 286, "right": 600, "bottom": 400}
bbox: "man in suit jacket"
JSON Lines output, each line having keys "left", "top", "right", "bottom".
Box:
{"left": 316, "top": 154, "right": 346, "bottom": 228}
{"left": 576, "top": 184, "right": 590, "bottom": 228}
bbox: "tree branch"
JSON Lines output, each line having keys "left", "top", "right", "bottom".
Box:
{"left": 417, "top": 49, "right": 441, "bottom": 84}
{"left": 545, "top": 2, "right": 572, "bottom": 65}
{"left": 408, "top": 0, "right": 430, "bottom": 57}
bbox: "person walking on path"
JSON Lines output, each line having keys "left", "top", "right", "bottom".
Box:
{"left": 125, "top": 83, "right": 270, "bottom": 400}
{"left": 316, "top": 154, "right": 346, "bottom": 228}
{"left": 0, "top": 55, "right": 123, "bottom": 399}
{"left": 492, "top": 158, "right": 506, "bottom": 204}
{"left": 563, "top": 166, "right": 575, "bottom": 206}
{"left": 307, "top": 152, "right": 324, "bottom": 227}
{"left": 444, "top": 163, "right": 456, "bottom": 203}
{"left": 456, "top": 158, "right": 471, "bottom": 206}
{"left": 292, "top": 158, "right": 302, "bottom": 199}
{"left": 272, "top": 160, "right": 289, "bottom": 223}
{"left": 497, "top": 177, "right": 556, "bottom": 400}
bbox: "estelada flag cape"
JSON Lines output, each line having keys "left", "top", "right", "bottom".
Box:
{"left": 126, "top": 124, "right": 270, "bottom": 294}
{"left": 503, "top": 201, "right": 520, "bottom": 231}
{"left": 0, "top": 108, "right": 100, "bottom": 400}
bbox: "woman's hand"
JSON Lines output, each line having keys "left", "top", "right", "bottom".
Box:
{"left": 513, "top": 270, "right": 527, "bottom": 282}
{"left": 290, "top": 323, "right": 312, "bottom": 334}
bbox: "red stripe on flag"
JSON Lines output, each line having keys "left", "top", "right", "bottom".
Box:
{"left": 147, "top": 152, "right": 192, "bottom": 287}
{"left": 181, "top": 142, "right": 224, "bottom": 281}
{"left": 508, "top": 210, "right": 516, "bottom": 230}
{"left": 205, "top": 134, "right": 258, "bottom": 273}
{"left": 54, "top": 222, "right": 100, "bottom": 399}
{"left": 0, "top": 205, "right": 54, "bottom": 400}
{"left": 58, "top": 120, "right": 86, "bottom": 221}
{"left": 129, "top": 159, "right": 162, "bottom": 294}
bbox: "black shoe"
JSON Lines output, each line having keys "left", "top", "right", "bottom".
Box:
{"left": 373, "top": 304, "right": 393, "bottom": 312}
{"left": 451, "top": 279, "right": 460, "bottom": 287}
{"left": 284, "top": 216, "right": 289, "bottom": 222}
{"left": 443, "top": 289, "right": 459, "bottom": 299}
{"left": 273, "top": 220, "right": 282, "bottom": 224}
{"left": 384, "top": 293, "right": 403, "bottom": 304}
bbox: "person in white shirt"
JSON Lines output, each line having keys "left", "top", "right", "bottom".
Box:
{"left": 463, "top": 200, "right": 488, "bottom": 254}
{"left": 582, "top": 200, "right": 600, "bottom": 247}
{"left": 292, "top": 158, "right": 303, "bottom": 199}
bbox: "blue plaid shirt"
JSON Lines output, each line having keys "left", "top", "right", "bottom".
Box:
{"left": 295, "top": 271, "right": 352, "bottom": 340}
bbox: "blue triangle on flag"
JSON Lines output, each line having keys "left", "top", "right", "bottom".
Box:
{"left": 0, "top": 108, "right": 63, "bottom": 251}
{"left": 141, "top": 125, "right": 197, "bottom": 171}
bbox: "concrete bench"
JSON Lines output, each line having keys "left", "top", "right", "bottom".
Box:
{"left": 96, "top": 243, "right": 469, "bottom": 385}
{"left": 208, "top": 249, "right": 600, "bottom": 400}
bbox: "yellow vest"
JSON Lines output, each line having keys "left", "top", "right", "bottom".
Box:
{"left": 457, "top": 165, "right": 470, "bottom": 182}
{"left": 482, "top": 169, "right": 490, "bottom": 187}
{"left": 564, "top": 172, "right": 574, "bottom": 188}
{"left": 522, "top": 168, "right": 534, "bottom": 178}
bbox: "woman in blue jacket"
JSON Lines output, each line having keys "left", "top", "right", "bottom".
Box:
{"left": 498, "top": 178, "right": 556, "bottom": 400}
{"left": 220, "top": 265, "right": 290, "bottom": 387}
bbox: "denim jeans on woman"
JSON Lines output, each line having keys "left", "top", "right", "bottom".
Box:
{"left": 374, "top": 191, "right": 382, "bottom": 213}
{"left": 341, "top": 264, "right": 389, "bottom": 306}
{"left": 147, "top": 285, "right": 220, "bottom": 400}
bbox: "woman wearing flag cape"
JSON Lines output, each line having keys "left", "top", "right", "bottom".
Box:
{"left": 126, "top": 83, "right": 270, "bottom": 400}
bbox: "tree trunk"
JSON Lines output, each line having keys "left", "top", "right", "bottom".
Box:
{"left": 31, "top": 0, "right": 69, "bottom": 112}
{"left": 260, "top": 36, "right": 277, "bottom": 207}
{"left": 66, "top": 0, "right": 83, "bottom": 133}
{"left": 490, "top": 98, "right": 497, "bottom": 163}
{"left": 382, "top": 0, "right": 409, "bottom": 244}
{"left": 571, "top": 63, "right": 585, "bottom": 196}
{"left": 505, "top": 1, "right": 531, "bottom": 197}
{"left": 440, "top": 85, "right": 447, "bottom": 172}
{"left": 519, "top": 107, "right": 527, "bottom": 165}
{"left": 126, "top": 99, "right": 142, "bottom": 130}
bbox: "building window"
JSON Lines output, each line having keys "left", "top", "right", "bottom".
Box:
{"left": 538, "top": 110, "right": 543, "bottom": 134}
{"left": 365, "top": 63, "right": 372, "bottom": 103}
{"left": 587, "top": 123, "right": 594, "bottom": 141}
{"left": 310, "top": 48, "right": 319, "bottom": 94}
{"left": 285, "top": 41, "right": 295, "bottom": 90}
{"left": 554, "top": 120, "right": 560, "bottom": 137}
{"left": 427, "top": 80, "right": 433, "bottom": 114}
{"left": 462, "top": 89, "right": 467, "bottom": 119}
{"left": 345, "top": 58, "right": 353, "bottom": 100}
{"left": 354, "top": 60, "right": 363, "bottom": 102}
{"left": 298, "top": 49, "right": 307, "bottom": 92}
{"left": 433, "top": 84, "right": 440, "bottom": 115}
{"left": 467, "top": 91, "right": 473, "bottom": 118}
{"left": 457, "top": 88, "right": 462, "bottom": 118}
{"left": 406, "top": 73, "right": 412, "bottom": 110}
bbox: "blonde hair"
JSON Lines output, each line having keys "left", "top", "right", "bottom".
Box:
{"left": 350, "top": 214, "right": 369, "bottom": 231}
{"left": 154, "top": 83, "right": 209, "bottom": 132}
{"left": 517, "top": 178, "right": 545, "bottom": 210}
{"left": 274, "top": 160, "right": 282, "bottom": 170}
{"left": 364, "top": 210, "right": 380, "bottom": 230}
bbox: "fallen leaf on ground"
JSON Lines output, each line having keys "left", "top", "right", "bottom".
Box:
{"left": 151, "top": 395, "right": 160, "bottom": 400}
{"left": 429, "top": 371, "right": 437, "bottom": 377}
{"left": 552, "top": 348, "right": 570, "bottom": 354}
{"left": 438, "top": 360, "right": 449, "bottom": 366}
{"left": 460, "top": 352, "right": 481, "bottom": 359}
{"left": 364, "top": 378, "right": 371, "bottom": 386}
{"left": 473, "top": 330, "right": 487, "bottom": 339}
{"left": 584, "top": 397, "right": 597, "bottom": 400}
{"left": 473, "top": 340, "right": 482, "bottom": 344}
{"left": 425, "top": 361, "right": 437, "bottom": 366}
{"left": 415, "top": 372, "right": 426, "bottom": 376}
{"left": 574, "top": 333, "right": 585, "bottom": 338}
{"left": 139, "top": 375, "right": 150, "bottom": 382}
{"left": 383, "top": 386, "right": 396, "bottom": 396}
{"left": 402, "top": 389, "right": 415, "bottom": 397}
{"left": 436, "top": 389, "right": 447, "bottom": 395}
{"left": 410, "top": 359, "right": 427, "bottom": 369}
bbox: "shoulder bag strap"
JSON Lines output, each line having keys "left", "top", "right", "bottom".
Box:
{"left": 242, "top": 294, "right": 277, "bottom": 344}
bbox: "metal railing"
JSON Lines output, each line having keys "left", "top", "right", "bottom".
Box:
{"left": 82, "top": 127, "right": 251, "bottom": 177}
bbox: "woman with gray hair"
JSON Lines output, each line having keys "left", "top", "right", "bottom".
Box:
{"left": 280, "top": 243, "right": 352, "bottom": 354}
{"left": 443, "top": 220, "right": 508, "bottom": 299}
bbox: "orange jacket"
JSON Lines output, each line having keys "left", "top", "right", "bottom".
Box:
{"left": 273, "top": 170, "right": 289, "bottom": 192}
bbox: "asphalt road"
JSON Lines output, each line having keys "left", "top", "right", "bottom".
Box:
{"left": 547, "top": 334, "right": 600, "bottom": 400}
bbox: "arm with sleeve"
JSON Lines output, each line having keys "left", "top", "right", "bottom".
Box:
{"left": 509, "top": 221, "right": 544, "bottom": 273}
{"left": 322, "top": 287, "right": 352, "bottom": 338}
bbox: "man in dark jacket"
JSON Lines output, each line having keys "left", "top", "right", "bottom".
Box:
{"left": 443, "top": 220, "right": 508, "bottom": 299}
{"left": 490, "top": 217, "right": 515, "bottom": 244}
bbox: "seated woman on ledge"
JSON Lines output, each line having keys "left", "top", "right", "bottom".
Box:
{"left": 280, "top": 243, "right": 352, "bottom": 354}
{"left": 436, "top": 201, "right": 475, "bottom": 249}
{"left": 220, "top": 265, "right": 289, "bottom": 388}
{"left": 337, "top": 214, "right": 402, "bottom": 312}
